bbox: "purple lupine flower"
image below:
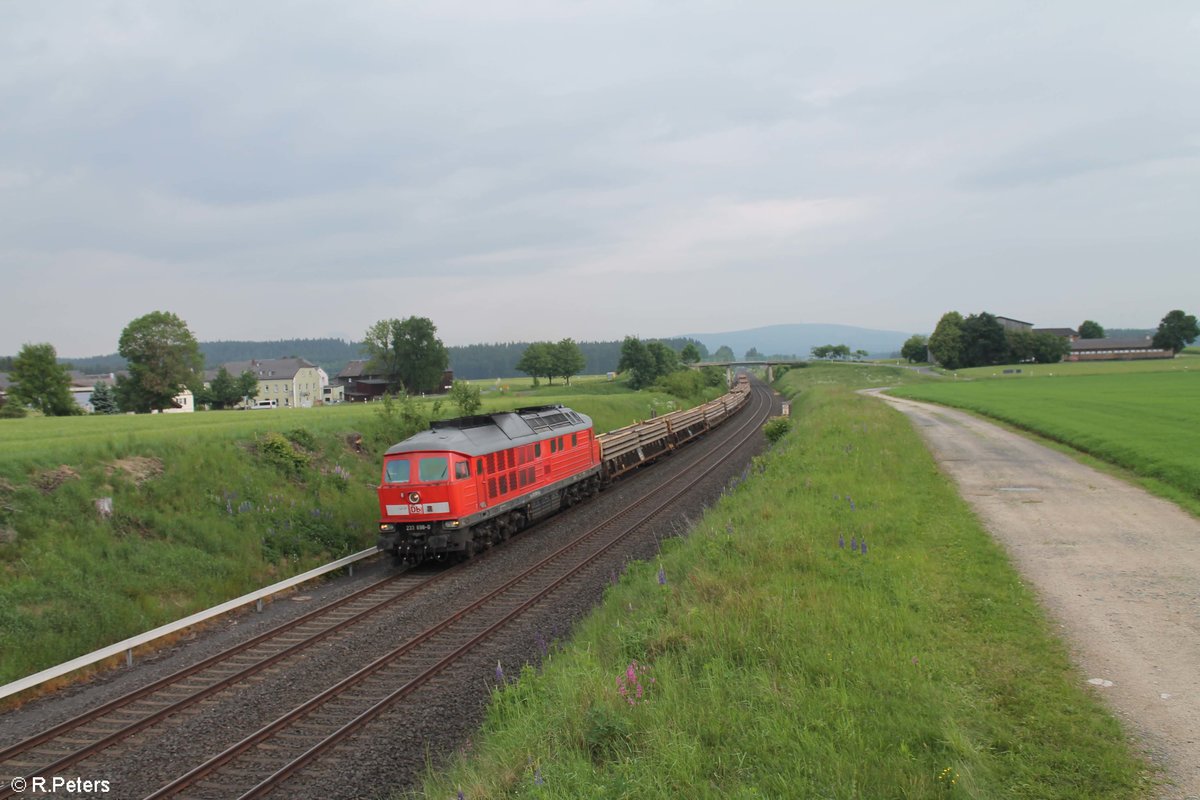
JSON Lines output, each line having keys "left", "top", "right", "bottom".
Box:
{"left": 495, "top": 661, "right": 504, "bottom": 682}
{"left": 657, "top": 565, "right": 667, "bottom": 585}
{"left": 849, "top": 500, "right": 856, "bottom": 511}
{"left": 850, "top": 536, "right": 858, "bottom": 552}
{"left": 861, "top": 540, "right": 868, "bottom": 555}
{"left": 834, "top": 494, "right": 840, "bottom": 501}
{"left": 610, "top": 570, "right": 618, "bottom": 586}
{"left": 458, "top": 791, "right": 465, "bottom": 800}
{"left": 535, "top": 631, "right": 547, "bottom": 654}
{"left": 838, "top": 534, "right": 845, "bottom": 548}
{"left": 534, "top": 767, "right": 543, "bottom": 786}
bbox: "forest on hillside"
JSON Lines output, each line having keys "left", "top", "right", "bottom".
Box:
{"left": 55, "top": 337, "right": 710, "bottom": 380}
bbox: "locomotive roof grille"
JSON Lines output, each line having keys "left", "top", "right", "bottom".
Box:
{"left": 385, "top": 404, "right": 593, "bottom": 457}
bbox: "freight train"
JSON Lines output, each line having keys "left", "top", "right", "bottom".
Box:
{"left": 376, "top": 377, "right": 751, "bottom": 562}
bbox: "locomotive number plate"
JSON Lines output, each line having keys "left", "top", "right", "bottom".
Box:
{"left": 406, "top": 523, "right": 433, "bottom": 533}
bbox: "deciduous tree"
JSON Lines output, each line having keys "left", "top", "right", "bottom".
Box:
{"left": 618, "top": 336, "right": 656, "bottom": 390}
{"left": 449, "top": 380, "right": 482, "bottom": 416}
{"left": 960, "top": 312, "right": 1009, "bottom": 367}
{"left": 516, "top": 342, "right": 555, "bottom": 385}
{"left": 552, "top": 338, "right": 587, "bottom": 385}
{"left": 647, "top": 341, "right": 679, "bottom": 378}
{"left": 713, "top": 345, "right": 735, "bottom": 362}
{"left": 680, "top": 342, "right": 702, "bottom": 364}
{"left": 1078, "top": 320, "right": 1105, "bottom": 339}
{"left": 363, "top": 316, "right": 449, "bottom": 394}
{"left": 116, "top": 311, "right": 204, "bottom": 413}
{"left": 900, "top": 335, "right": 928, "bottom": 363}
{"left": 10, "top": 343, "right": 78, "bottom": 416}
{"left": 928, "top": 311, "right": 965, "bottom": 370}
{"left": 1152, "top": 309, "right": 1199, "bottom": 354}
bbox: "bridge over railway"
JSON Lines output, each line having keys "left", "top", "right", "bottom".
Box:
{"left": 699, "top": 360, "right": 807, "bottom": 383}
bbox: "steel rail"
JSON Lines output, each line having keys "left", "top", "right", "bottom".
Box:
{"left": 145, "top": 384, "right": 771, "bottom": 799}
{"left": 0, "top": 547, "right": 381, "bottom": 704}
{"left": 0, "top": 566, "right": 461, "bottom": 799}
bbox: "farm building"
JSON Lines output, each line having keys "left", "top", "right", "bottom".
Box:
{"left": 206, "top": 357, "right": 324, "bottom": 408}
{"left": 1067, "top": 338, "right": 1173, "bottom": 362}
{"left": 334, "top": 360, "right": 453, "bottom": 401}
{"left": 995, "top": 316, "right": 1034, "bottom": 333}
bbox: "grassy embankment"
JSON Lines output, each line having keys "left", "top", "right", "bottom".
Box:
{"left": 889, "top": 370, "right": 1200, "bottom": 513}
{"left": 418, "top": 362, "right": 1150, "bottom": 799}
{"left": 0, "top": 376, "right": 709, "bottom": 688}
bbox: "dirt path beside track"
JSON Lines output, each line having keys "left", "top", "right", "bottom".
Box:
{"left": 867, "top": 390, "right": 1200, "bottom": 800}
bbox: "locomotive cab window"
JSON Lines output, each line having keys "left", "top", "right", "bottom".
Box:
{"left": 418, "top": 457, "right": 449, "bottom": 482}
{"left": 572, "top": 433, "right": 578, "bottom": 447}
{"left": 534, "top": 443, "right": 541, "bottom": 457}
{"left": 455, "top": 461, "right": 470, "bottom": 479}
{"left": 384, "top": 459, "right": 411, "bottom": 484}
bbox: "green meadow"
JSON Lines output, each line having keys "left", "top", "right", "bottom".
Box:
{"left": 938, "top": 352, "right": 1198, "bottom": 380}
{"left": 889, "top": 371, "right": 1200, "bottom": 504}
{"left": 417, "top": 368, "right": 1150, "bottom": 799}
{"left": 0, "top": 377, "right": 711, "bottom": 688}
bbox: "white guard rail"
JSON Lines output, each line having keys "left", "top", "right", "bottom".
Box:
{"left": 0, "top": 547, "right": 378, "bottom": 702}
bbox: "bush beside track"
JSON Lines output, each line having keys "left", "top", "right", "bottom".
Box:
{"left": 417, "top": 365, "right": 1151, "bottom": 799}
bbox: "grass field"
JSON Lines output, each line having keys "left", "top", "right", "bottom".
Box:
{"left": 889, "top": 372, "right": 1200, "bottom": 503}
{"left": 937, "top": 352, "right": 1198, "bottom": 380}
{"left": 416, "top": 377, "right": 1151, "bottom": 799}
{"left": 0, "top": 377, "right": 715, "bottom": 688}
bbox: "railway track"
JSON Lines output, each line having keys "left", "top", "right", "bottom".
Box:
{"left": 1, "top": 382, "right": 773, "bottom": 799}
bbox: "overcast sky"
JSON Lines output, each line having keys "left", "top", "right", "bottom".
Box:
{"left": 2, "top": 1, "right": 1197, "bottom": 356}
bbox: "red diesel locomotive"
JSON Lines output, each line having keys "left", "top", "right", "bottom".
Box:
{"left": 376, "top": 404, "right": 604, "bottom": 562}
{"left": 376, "top": 377, "right": 753, "bottom": 563}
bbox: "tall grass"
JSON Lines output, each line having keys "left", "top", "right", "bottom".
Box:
{"left": 416, "top": 385, "right": 1151, "bottom": 799}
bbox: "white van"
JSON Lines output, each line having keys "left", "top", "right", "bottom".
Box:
{"left": 250, "top": 399, "right": 278, "bottom": 410}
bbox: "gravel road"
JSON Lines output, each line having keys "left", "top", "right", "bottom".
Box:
{"left": 869, "top": 390, "right": 1200, "bottom": 800}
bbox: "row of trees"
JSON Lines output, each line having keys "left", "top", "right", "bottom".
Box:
{"left": 810, "top": 344, "right": 869, "bottom": 360}
{"left": 3, "top": 312, "right": 209, "bottom": 417}
{"left": 514, "top": 339, "right": 587, "bottom": 385}
{"left": 618, "top": 337, "right": 685, "bottom": 390}
{"left": 925, "top": 312, "right": 1070, "bottom": 369}
{"left": 908, "top": 309, "right": 1199, "bottom": 369}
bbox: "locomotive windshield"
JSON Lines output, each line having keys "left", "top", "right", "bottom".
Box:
{"left": 418, "top": 456, "right": 449, "bottom": 481}
{"left": 384, "top": 459, "right": 411, "bottom": 484}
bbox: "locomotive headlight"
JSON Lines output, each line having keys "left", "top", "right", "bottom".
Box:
{"left": 443, "top": 520, "right": 461, "bottom": 529}
{"left": 408, "top": 491, "right": 421, "bottom": 504}
{"left": 379, "top": 523, "right": 396, "bottom": 532}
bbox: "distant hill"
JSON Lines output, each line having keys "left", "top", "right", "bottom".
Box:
{"left": 679, "top": 323, "right": 917, "bottom": 359}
